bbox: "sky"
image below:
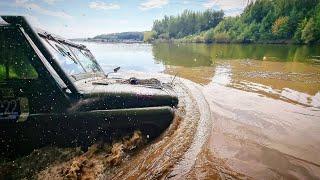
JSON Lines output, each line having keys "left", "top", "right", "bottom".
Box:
{"left": 0, "top": 0, "right": 248, "bottom": 38}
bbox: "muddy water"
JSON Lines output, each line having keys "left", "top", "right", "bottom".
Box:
{"left": 158, "top": 44, "right": 320, "bottom": 179}
{"left": 2, "top": 43, "right": 320, "bottom": 179}
{"left": 103, "top": 58, "right": 320, "bottom": 179}
{"left": 71, "top": 43, "right": 320, "bottom": 179}
{"left": 166, "top": 61, "right": 320, "bottom": 179}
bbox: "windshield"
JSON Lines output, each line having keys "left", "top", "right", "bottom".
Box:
{"left": 40, "top": 37, "right": 104, "bottom": 80}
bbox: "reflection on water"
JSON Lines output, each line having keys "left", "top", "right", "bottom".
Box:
{"left": 153, "top": 43, "right": 320, "bottom": 107}
{"left": 153, "top": 43, "right": 320, "bottom": 66}
{"left": 152, "top": 43, "right": 213, "bottom": 67}
{"left": 219, "top": 60, "right": 320, "bottom": 108}
{"left": 153, "top": 43, "right": 320, "bottom": 108}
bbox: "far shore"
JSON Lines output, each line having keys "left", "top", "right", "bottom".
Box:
{"left": 151, "top": 39, "right": 320, "bottom": 45}
{"left": 71, "top": 39, "right": 144, "bottom": 44}
{"left": 71, "top": 38, "right": 320, "bottom": 46}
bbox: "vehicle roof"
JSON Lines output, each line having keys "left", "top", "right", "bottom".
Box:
{"left": 0, "top": 16, "right": 8, "bottom": 24}
{"left": 0, "top": 20, "right": 9, "bottom": 26}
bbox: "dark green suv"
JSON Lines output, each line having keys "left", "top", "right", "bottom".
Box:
{"left": 0, "top": 16, "right": 178, "bottom": 157}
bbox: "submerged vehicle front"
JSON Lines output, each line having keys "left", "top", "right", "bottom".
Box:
{"left": 0, "top": 16, "right": 178, "bottom": 158}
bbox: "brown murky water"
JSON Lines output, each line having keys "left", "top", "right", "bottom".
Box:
{"left": 166, "top": 59, "right": 320, "bottom": 179}
{"left": 1, "top": 43, "right": 320, "bottom": 179}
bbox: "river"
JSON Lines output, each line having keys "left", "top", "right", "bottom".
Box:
{"left": 87, "top": 42, "right": 320, "bottom": 179}
{"left": 2, "top": 42, "right": 320, "bottom": 179}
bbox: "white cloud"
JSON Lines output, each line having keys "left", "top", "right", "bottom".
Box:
{"left": 89, "top": 1, "right": 120, "bottom": 10}
{"left": 203, "top": 0, "right": 246, "bottom": 16}
{"left": 139, "top": 0, "right": 168, "bottom": 10}
{"left": 15, "top": 0, "right": 72, "bottom": 19}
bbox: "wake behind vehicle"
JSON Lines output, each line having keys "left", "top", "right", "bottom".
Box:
{"left": 0, "top": 16, "right": 178, "bottom": 158}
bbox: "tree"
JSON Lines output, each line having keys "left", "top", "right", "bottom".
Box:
{"left": 242, "top": 0, "right": 273, "bottom": 23}
{"left": 259, "top": 10, "right": 276, "bottom": 40}
{"left": 152, "top": 9, "right": 224, "bottom": 39}
{"left": 272, "top": 16, "right": 290, "bottom": 39}
{"left": 204, "top": 29, "right": 214, "bottom": 43}
{"left": 151, "top": 0, "right": 320, "bottom": 44}
{"left": 301, "top": 18, "right": 317, "bottom": 43}
{"left": 214, "top": 32, "right": 231, "bottom": 43}
{"left": 313, "top": 3, "right": 320, "bottom": 42}
{"left": 143, "top": 31, "right": 156, "bottom": 42}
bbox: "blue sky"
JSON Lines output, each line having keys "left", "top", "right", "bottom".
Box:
{"left": 0, "top": 0, "right": 247, "bottom": 38}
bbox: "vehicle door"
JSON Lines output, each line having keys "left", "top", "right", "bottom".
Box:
{"left": 0, "top": 26, "right": 68, "bottom": 123}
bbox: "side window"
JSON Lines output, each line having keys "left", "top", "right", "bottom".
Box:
{"left": 0, "top": 27, "right": 38, "bottom": 81}
{"left": 0, "top": 65, "right": 5, "bottom": 80}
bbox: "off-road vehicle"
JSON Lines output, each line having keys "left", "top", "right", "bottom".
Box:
{"left": 0, "top": 16, "right": 178, "bottom": 157}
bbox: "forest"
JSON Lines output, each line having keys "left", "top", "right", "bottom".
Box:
{"left": 146, "top": 0, "right": 320, "bottom": 44}
{"left": 90, "top": 32, "right": 144, "bottom": 42}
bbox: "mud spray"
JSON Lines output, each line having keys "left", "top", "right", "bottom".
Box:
{"left": 37, "top": 130, "right": 145, "bottom": 179}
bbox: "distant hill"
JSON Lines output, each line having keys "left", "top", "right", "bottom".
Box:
{"left": 88, "top": 32, "right": 144, "bottom": 42}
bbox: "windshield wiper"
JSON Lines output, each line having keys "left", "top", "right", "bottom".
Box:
{"left": 56, "top": 44, "right": 80, "bottom": 65}
{"left": 44, "top": 38, "right": 77, "bottom": 63}
{"left": 43, "top": 35, "right": 81, "bottom": 65}
{"left": 65, "top": 45, "right": 88, "bottom": 71}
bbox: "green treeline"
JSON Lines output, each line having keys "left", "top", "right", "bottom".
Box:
{"left": 91, "top": 32, "right": 144, "bottom": 42}
{"left": 146, "top": 0, "right": 320, "bottom": 44}
{"left": 152, "top": 9, "right": 224, "bottom": 39}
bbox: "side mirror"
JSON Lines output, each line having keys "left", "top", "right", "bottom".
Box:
{"left": 114, "top": 67, "right": 120, "bottom": 73}
{"left": 106, "top": 66, "right": 121, "bottom": 78}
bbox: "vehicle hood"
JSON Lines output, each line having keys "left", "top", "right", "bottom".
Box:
{"left": 69, "top": 79, "right": 179, "bottom": 111}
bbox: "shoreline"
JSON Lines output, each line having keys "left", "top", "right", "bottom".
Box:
{"left": 71, "top": 39, "right": 320, "bottom": 46}
{"left": 71, "top": 39, "right": 145, "bottom": 44}
{"left": 151, "top": 39, "right": 320, "bottom": 45}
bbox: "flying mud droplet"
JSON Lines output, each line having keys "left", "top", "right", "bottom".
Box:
{"left": 37, "top": 130, "right": 144, "bottom": 180}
